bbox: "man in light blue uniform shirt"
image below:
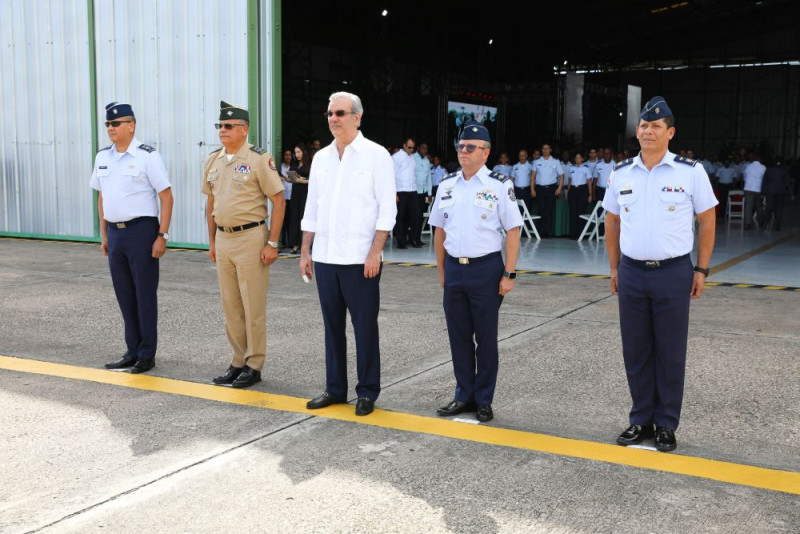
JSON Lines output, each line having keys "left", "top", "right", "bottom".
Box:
{"left": 566, "top": 152, "right": 593, "bottom": 239}
{"left": 492, "top": 152, "right": 513, "bottom": 178}
{"left": 592, "top": 147, "right": 615, "bottom": 201}
{"left": 532, "top": 144, "right": 564, "bottom": 237}
{"left": 604, "top": 96, "right": 717, "bottom": 452}
{"left": 510, "top": 150, "right": 534, "bottom": 214}
{"left": 413, "top": 143, "right": 433, "bottom": 246}
{"left": 429, "top": 121, "right": 522, "bottom": 423}
{"left": 431, "top": 155, "right": 447, "bottom": 199}
{"left": 90, "top": 102, "right": 174, "bottom": 374}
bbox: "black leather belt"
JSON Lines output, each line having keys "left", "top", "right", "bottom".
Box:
{"left": 447, "top": 251, "right": 501, "bottom": 265}
{"left": 623, "top": 253, "right": 689, "bottom": 269}
{"left": 105, "top": 216, "right": 156, "bottom": 229}
{"left": 217, "top": 220, "right": 265, "bottom": 234}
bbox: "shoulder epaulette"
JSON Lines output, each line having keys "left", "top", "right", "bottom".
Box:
{"left": 488, "top": 171, "right": 509, "bottom": 182}
{"left": 138, "top": 143, "right": 156, "bottom": 153}
{"left": 208, "top": 147, "right": 222, "bottom": 156}
{"left": 441, "top": 171, "right": 458, "bottom": 182}
{"left": 250, "top": 145, "right": 268, "bottom": 155}
{"left": 614, "top": 158, "right": 634, "bottom": 171}
{"left": 674, "top": 155, "right": 698, "bottom": 167}
{"left": 99, "top": 144, "right": 112, "bottom": 151}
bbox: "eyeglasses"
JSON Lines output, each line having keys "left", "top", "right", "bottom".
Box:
{"left": 456, "top": 143, "right": 486, "bottom": 154}
{"left": 324, "top": 110, "right": 356, "bottom": 118}
{"left": 105, "top": 120, "right": 133, "bottom": 128}
{"left": 406, "top": 145, "right": 416, "bottom": 150}
{"left": 214, "top": 123, "right": 247, "bottom": 130}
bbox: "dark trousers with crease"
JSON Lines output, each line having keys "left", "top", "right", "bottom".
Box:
{"left": 107, "top": 216, "right": 160, "bottom": 361}
{"left": 443, "top": 252, "right": 504, "bottom": 406}
{"left": 395, "top": 191, "right": 420, "bottom": 246}
{"left": 315, "top": 262, "right": 382, "bottom": 400}
{"left": 617, "top": 255, "right": 693, "bottom": 430}
{"left": 535, "top": 184, "right": 557, "bottom": 236}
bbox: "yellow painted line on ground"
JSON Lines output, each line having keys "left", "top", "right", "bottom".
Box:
{"left": 1, "top": 354, "right": 798, "bottom": 496}
{"left": 710, "top": 232, "right": 798, "bottom": 275}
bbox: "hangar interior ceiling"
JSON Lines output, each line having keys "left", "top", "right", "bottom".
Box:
{"left": 284, "top": 0, "right": 800, "bottom": 158}
{"left": 289, "top": 0, "right": 798, "bottom": 77}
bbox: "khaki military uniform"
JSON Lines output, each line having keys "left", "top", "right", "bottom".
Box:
{"left": 202, "top": 143, "right": 284, "bottom": 371}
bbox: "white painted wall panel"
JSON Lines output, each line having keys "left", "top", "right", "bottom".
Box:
{"left": 94, "top": 0, "right": 249, "bottom": 245}
{"left": 0, "top": 0, "right": 94, "bottom": 237}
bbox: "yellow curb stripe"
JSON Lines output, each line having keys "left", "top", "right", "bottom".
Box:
{"left": 710, "top": 232, "right": 798, "bottom": 275}
{"left": 1, "top": 355, "right": 798, "bottom": 496}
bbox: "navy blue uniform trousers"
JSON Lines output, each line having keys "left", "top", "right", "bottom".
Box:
{"left": 443, "top": 252, "right": 504, "bottom": 406}
{"left": 107, "top": 217, "right": 159, "bottom": 361}
{"left": 315, "top": 262, "right": 382, "bottom": 400}
{"left": 618, "top": 255, "right": 694, "bottom": 430}
{"left": 535, "top": 184, "right": 557, "bottom": 236}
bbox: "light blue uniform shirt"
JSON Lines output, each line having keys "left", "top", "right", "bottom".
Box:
{"left": 586, "top": 159, "right": 599, "bottom": 177}
{"left": 567, "top": 163, "right": 592, "bottom": 187}
{"left": 493, "top": 163, "right": 513, "bottom": 179}
{"left": 414, "top": 152, "right": 433, "bottom": 195}
{"left": 533, "top": 156, "right": 564, "bottom": 186}
{"left": 593, "top": 159, "right": 615, "bottom": 188}
{"left": 431, "top": 164, "right": 447, "bottom": 187}
{"left": 510, "top": 161, "right": 533, "bottom": 187}
{"left": 603, "top": 151, "right": 718, "bottom": 261}
{"left": 89, "top": 137, "right": 171, "bottom": 223}
{"left": 715, "top": 166, "right": 736, "bottom": 185}
{"left": 429, "top": 165, "right": 523, "bottom": 258}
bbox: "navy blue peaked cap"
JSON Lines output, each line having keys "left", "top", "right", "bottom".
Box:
{"left": 640, "top": 96, "right": 673, "bottom": 122}
{"left": 460, "top": 120, "right": 491, "bottom": 143}
{"left": 105, "top": 102, "right": 134, "bottom": 120}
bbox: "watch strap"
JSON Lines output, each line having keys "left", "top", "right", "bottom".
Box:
{"left": 693, "top": 266, "right": 710, "bottom": 277}
{"left": 503, "top": 270, "right": 517, "bottom": 279}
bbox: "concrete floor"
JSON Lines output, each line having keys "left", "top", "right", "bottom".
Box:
{"left": 0, "top": 217, "right": 798, "bottom": 533}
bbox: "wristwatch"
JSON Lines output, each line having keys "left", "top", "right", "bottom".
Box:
{"left": 158, "top": 232, "right": 169, "bottom": 240}
{"left": 693, "top": 266, "right": 710, "bottom": 277}
{"left": 267, "top": 240, "right": 280, "bottom": 249}
{"left": 503, "top": 270, "right": 517, "bottom": 279}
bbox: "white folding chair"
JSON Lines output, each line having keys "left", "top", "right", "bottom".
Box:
{"left": 517, "top": 200, "right": 541, "bottom": 240}
{"left": 578, "top": 201, "right": 603, "bottom": 242}
{"left": 421, "top": 204, "right": 432, "bottom": 236}
{"left": 727, "top": 190, "right": 744, "bottom": 221}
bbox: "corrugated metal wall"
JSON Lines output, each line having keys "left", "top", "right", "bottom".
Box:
{"left": 94, "top": 0, "right": 249, "bottom": 245}
{"left": 0, "top": 0, "right": 94, "bottom": 237}
{"left": 1, "top": 0, "right": 256, "bottom": 245}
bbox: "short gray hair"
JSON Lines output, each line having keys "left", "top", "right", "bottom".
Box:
{"left": 329, "top": 91, "right": 363, "bottom": 116}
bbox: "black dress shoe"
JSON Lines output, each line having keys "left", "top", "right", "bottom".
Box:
{"left": 436, "top": 400, "right": 477, "bottom": 416}
{"left": 355, "top": 397, "right": 375, "bottom": 416}
{"left": 476, "top": 404, "right": 494, "bottom": 422}
{"left": 213, "top": 365, "right": 243, "bottom": 385}
{"left": 616, "top": 424, "right": 655, "bottom": 445}
{"left": 307, "top": 392, "right": 347, "bottom": 409}
{"left": 655, "top": 427, "right": 677, "bottom": 452}
{"left": 396, "top": 244, "right": 408, "bottom": 249}
{"left": 231, "top": 366, "right": 261, "bottom": 388}
{"left": 130, "top": 359, "right": 155, "bottom": 374}
{"left": 105, "top": 355, "right": 137, "bottom": 369}
{"left": 411, "top": 242, "right": 425, "bottom": 248}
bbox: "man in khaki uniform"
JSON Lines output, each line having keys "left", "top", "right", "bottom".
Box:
{"left": 203, "top": 101, "right": 285, "bottom": 388}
